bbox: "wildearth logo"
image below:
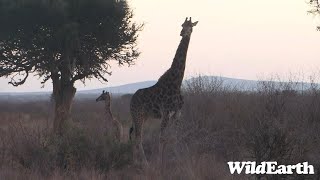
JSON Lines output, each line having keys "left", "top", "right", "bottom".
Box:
{"left": 227, "top": 162, "right": 315, "bottom": 175}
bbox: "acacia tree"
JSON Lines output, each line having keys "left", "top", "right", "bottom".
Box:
{"left": 0, "top": 0, "right": 142, "bottom": 134}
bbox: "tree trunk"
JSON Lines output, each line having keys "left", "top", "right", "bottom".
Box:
{"left": 52, "top": 81, "right": 76, "bottom": 134}
{"left": 52, "top": 31, "right": 78, "bottom": 134}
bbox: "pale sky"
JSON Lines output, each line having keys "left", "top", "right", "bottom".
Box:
{"left": 1, "top": 0, "right": 320, "bottom": 92}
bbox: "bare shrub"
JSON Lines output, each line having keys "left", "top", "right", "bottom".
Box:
{"left": 0, "top": 74, "right": 319, "bottom": 179}
{"left": 1, "top": 120, "right": 133, "bottom": 177}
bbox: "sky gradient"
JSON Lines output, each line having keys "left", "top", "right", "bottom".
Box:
{"left": 1, "top": 0, "right": 320, "bottom": 92}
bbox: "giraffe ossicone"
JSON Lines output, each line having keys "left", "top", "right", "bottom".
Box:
{"left": 129, "top": 17, "right": 198, "bottom": 166}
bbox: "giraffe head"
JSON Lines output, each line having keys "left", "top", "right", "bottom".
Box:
{"left": 96, "top": 90, "right": 111, "bottom": 104}
{"left": 180, "top": 17, "right": 198, "bottom": 37}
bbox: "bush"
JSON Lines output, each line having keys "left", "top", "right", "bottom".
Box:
{"left": 4, "top": 123, "right": 133, "bottom": 176}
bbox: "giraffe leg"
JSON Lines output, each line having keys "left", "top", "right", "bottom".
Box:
{"left": 133, "top": 115, "right": 148, "bottom": 167}
{"left": 158, "top": 113, "right": 169, "bottom": 165}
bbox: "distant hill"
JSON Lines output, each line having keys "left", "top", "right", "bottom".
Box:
{"left": 0, "top": 76, "right": 315, "bottom": 102}
{"left": 78, "top": 76, "right": 259, "bottom": 95}
{"left": 186, "top": 76, "right": 258, "bottom": 90}
{"left": 0, "top": 80, "right": 158, "bottom": 102}
{"left": 78, "top": 80, "right": 157, "bottom": 95}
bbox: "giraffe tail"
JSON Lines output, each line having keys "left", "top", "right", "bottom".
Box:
{"left": 129, "top": 125, "right": 134, "bottom": 141}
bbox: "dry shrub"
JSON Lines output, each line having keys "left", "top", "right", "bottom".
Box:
{"left": 0, "top": 75, "right": 319, "bottom": 179}
{"left": 1, "top": 120, "right": 133, "bottom": 177}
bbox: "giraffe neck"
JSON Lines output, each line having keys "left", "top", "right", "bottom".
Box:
{"left": 170, "top": 35, "right": 191, "bottom": 71}
{"left": 104, "top": 101, "right": 113, "bottom": 120}
{"left": 157, "top": 35, "right": 191, "bottom": 88}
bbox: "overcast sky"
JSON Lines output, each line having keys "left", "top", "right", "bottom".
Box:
{"left": 1, "top": 0, "right": 320, "bottom": 92}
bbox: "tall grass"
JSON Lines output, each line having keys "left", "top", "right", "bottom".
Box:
{"left": 0, "top": 75, "right": 319, "bottom": 179}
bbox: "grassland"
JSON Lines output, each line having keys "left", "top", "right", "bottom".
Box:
{"left": 0, "top": 76, "right": 319, "bottom": 179}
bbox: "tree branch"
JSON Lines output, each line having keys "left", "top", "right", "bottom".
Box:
{"left": 8, "top": 70, "right": 29, "bottom": 86}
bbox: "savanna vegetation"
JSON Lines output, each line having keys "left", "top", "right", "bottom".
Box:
{"left": 1, "top": 0, "right": 320, "bottom": 179}
{"left": 0, "top": 76, "right": 319, "bottom": 179}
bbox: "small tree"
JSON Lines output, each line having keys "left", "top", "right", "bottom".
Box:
{"left": 0, "top": 0, "right": 142, "bottom": 134}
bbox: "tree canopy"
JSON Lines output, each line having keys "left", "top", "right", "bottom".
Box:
{"left": 0, "top": 0, "right": 142, "bottom": 133}
{"left": 0, "top": 0, "right": 142, "bottom": 86}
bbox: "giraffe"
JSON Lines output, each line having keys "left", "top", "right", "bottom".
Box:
{"left": 129, "top": 17, "right": 198, "bottom": 165}
{"left": 96, "top": 90, "right": 123, "bottom": 143}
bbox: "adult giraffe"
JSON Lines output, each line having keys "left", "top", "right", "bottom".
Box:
{"left": 130, "top": 17, "right": 198, "bottom": 165}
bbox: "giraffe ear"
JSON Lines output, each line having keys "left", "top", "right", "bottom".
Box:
{"left": 192, "top": 21, "right": 199, "bottom": 26}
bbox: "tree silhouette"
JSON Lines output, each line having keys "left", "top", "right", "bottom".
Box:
{"left": 308, "top": 0, "right": 320, "bottom": 30}
{"left": 0, "top": 0, "right": 142, "bottom": 134}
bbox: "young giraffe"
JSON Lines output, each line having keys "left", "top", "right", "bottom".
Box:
{"left": 130, "top": 17, "right": 198, "bottom": 165}
{"left": 96, "top": 90, "right": 123, "bottom": 143}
